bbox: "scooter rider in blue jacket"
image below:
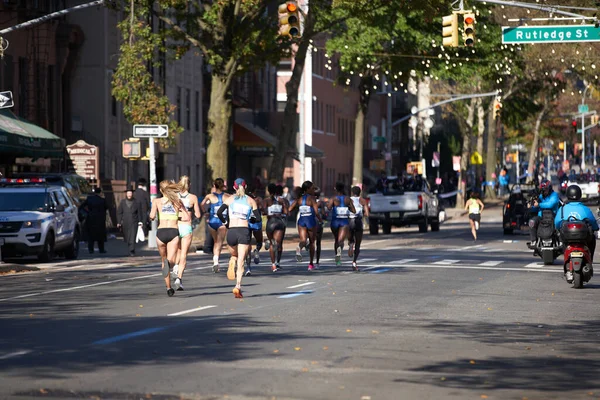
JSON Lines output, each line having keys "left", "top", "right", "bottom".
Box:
{"left": 554, "top": 185, "right": 598, "bottom": 265}
{"left": 528, "top": 179, "right": 560, "bottom": 248}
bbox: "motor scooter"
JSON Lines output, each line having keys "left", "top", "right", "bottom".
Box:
{"left": 560, "top": 217, "right": 594, "bottom": 289}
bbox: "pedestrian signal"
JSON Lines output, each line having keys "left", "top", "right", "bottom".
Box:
{"left": 123, "top": 139, "right": 141, "bottom": 158}
{"left": 442, "top": 13, "right": 459, "bottom": 47}
{"left": 463, "top": 13, "right": 476, "bottom": 47}
{"left": 591, "top": 114, "right": 599, "bottom": 126}
{"left": 279, "top": 2, "right": 301, "bottom": 39}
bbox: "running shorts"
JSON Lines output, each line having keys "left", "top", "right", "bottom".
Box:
{"left": 469, "top": 213, "right": 481, "bottom": 223}
{"left": 157, "top": 228, "right": 179, "bottom": 243}
{"left": 227, "top": 227, "right": 251, "bottom": 246}
{"left": 266, "top": 217, "right": 286, "bottom": 234}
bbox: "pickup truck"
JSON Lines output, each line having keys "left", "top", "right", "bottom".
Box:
{"left": 367, "top": 176, "right": 441, "bottom": 235}
{"left": 564, "top": 175, "right": 600, "bottom": 203}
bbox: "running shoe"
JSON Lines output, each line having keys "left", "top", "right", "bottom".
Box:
{"left": 315, "top": 263, "right": 320, "bottom": 270}
{"left": 172, "top": 264, "right": 179, "bottom": 277}
{"left": 352, "top": 262, "right": 359, "bottom": 272}
{"left": 272, "top": 264, "right": 279, "bottom": 272}
{"left": 308, "top": 264, "right": 315, "bottom": 271}
{"left": 167, "top": 288, "right": 175, "bottom": 297}
{"left": 253, "top": 248, "right": 260, "bottom": 264}
{"left": 348, "top": 243, "right": 354, "bottom": 258}
{"left": 174, "top": 278, "right": 184, "bottom": 291}
{"left": 233, "top": 287, "right": 243, "bottom": 298}
{"left": 227, "top": 257, "right": 237, "bottom": 280}
{"left": 296, "top": 246, "right": 303, "bottom": 262}
{"left": 244, "top": 268, "right": 252, "bottom": 277}
{"left": 335, "top": 247, "right": 342, "bottom": 265}
{"left": 275, "top": 262, "right": 282, "bottom": 270}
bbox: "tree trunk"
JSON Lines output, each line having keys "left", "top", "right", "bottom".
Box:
{"left": 476, "top": 98, "right": 484, "bottom": 191}
{"left": 268, "top": 9, "right": 316, "bottom": 183}
{"left": 457, "top": 99, "right": 476, "bottom": 207}
{"left": 352, "top": 76, "right": 373, "bottom": 187}
{"left": 485, "top": 99, "right": 497, "bottom": 199}
{"left": 206, "top": 75, "right": 232, "bottom": 184}
{"left": 527, "top": 100, "right": 549, "bottom": 183}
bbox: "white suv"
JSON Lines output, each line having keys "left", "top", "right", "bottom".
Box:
{"left": 0, "top": 180, "right": 81, "bottom": 262}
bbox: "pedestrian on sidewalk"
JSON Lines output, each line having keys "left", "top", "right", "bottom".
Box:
{"left": 117, "top": 189, "right": 141, "bottom": 257}
{"left": 134, "top": 178, "right": 150, "bottom": 236}
{"left": 465, "top": 191, "right": 484, "bottom": 241}
{"left": 81, "top": 187, "right": 108, "bottom": 254}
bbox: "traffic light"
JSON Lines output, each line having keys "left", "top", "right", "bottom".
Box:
{"left": 559, "top": 142, "right": 564, "bottom": 150}
{"left": 442, "top": 13, "right": 459, "bottom": 47}
{"left": 279, "top": 1, "right": 301, "bottom": 39}
{"left": 463, "top": 13, "right": 476, "bottom": 47}
{"left": 493, "top": 97, "right": 502, "bottom": 120}
{"left": 122, "top": 139, "right": 141, "bottom": 158}
{"left": 591, "top": 114, "right": 599, "bottom": 126}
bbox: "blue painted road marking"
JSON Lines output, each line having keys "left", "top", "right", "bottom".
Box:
{"left": 368, "top": 268, "right": 391, "bottom": 274}
{"left": 93, "top": 326, "right": 168, "bottom": 345}
{"left": 278, "top": 290, "right": 314, "bottom": 298}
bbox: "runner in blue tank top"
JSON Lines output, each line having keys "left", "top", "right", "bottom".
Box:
{"left": 288, "top": 181, "right": 322, "bottom": 270}
{"left": 328, "top": 182, "right": 356, "bottom": 267}
{"left": 200, "top": 178, "right": 230, "bottom": 273}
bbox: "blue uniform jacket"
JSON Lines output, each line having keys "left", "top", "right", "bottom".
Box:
{"left": 554, "top": 202, "right": 599, "bottom": 231}
{"left": 536, "top": 191, "right": 560, "bottom": 217}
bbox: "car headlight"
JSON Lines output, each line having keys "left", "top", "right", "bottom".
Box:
{"left": 23, "top": 220, "right": 42, "bottom": 229}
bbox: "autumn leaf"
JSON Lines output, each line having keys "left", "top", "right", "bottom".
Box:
{"left": 294, "top": 347, "right": 301, "bottom": 351}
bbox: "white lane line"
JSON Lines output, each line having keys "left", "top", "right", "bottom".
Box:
{"left": 524, "top": 262, "right": 544, "bottom": 268}
{"left": 167, "top": 305, "right": 217, "bottom": 317}
{"left": 432, "top": 259, "right": 461, "bottom": 265}
{"left": 362, "top": 239, "right": 389, "bottom": 247}
{"left": 0, "top": 350, "right": 31, "bottom": 360}
{"left": 0, "top": 266, "right": 212, "bottom": 303}
{"left": 454, "top": 245, "right": 483, "bottom": 252}
{"left": 286, "top": 282, "right": 315, "bottom": 289}
{"left": 387, "top": 258, "right": 418, "bottom": 265}
{"left": 479, "top": 261, "right": 504, "bottom": 266}
{"left": 371, "top": 263, "right": 560, "bottom": 273}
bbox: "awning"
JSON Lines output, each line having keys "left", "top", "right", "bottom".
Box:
{"left": 233, "top": 121, "right": 324, "bottom": 159}
{"left": 0, "top": 109, "right": 65, "bottom": 158}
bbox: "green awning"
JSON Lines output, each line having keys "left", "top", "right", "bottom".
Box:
{"left": 0, "top": 109, "right": 65, "bottom": 159}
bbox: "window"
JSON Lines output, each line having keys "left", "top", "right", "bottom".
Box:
{"left": 176, "top": 86, "right": 182, "bottom": 125}
{"left": 185, "top": 88, "right": 191, "bottom": 129}
{"left": 195, "top": 90, "right": 200, "bottom": 132}
{"left": 54, "top": 191, "right": 68, "bottom": 207}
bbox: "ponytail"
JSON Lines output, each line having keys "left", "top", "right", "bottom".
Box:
{"left": 235, "top": 186, "right": 246, "bottom": 199}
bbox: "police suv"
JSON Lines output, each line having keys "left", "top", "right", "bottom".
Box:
{"left": 0, "top": 178, "right": 81, "bottom": 262}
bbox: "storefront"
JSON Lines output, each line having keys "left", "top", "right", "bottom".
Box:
{"left": 0, "top": 109, "right": 65, "bottom": 176}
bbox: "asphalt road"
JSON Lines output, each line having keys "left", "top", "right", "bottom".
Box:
{"left": 1, "top": 214, "right": 600, "bottom": 400}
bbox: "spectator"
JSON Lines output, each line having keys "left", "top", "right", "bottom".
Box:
{"left": 134, "top": 178, "right": 150, "bottom": 236}
{"left": 81, "top": 187, "right": 108, "bottom": 254}
{"left": 117, "top": 189, "right": 141, "bottom": 256}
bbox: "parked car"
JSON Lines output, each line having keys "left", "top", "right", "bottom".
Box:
{"left": 367, "top": 176, "right": 440, "bottom": 234}
{"left": 11, "top": 172, "right": 93, "bottom": 208}
{"left": 0, "top": 178, "right": 81, "bottom": 261}
{"left": 564, "top": 175, "right": 600, "bottom": 204}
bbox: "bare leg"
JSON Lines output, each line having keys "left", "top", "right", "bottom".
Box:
{"left": 353, "top": 229, "right": 363, "bottom": 263}
{"left": 297, "top": 226, "right": 308, "bottom": 262}
{"left": 277, "top": 229, "right": 285, "bottom": 264}
{"left": 307, "top": 228, "right": 316, "bottom": 265}
{"left": 337, "top": 226, "right": 348, "bottom": 250}
{"left": 156, "top": 238, "right": 170, "bottom": 289}
{"left": 267, "top": 230, "right": 276, "bottom": 264}
{"left": 316, "top": 227, "right": 323, "bottom": 264}
{"left": 236, "top": 244, "right": 249, "bottom": 287}
{"left": 469, "top": 220, "right": 477, "bottom": 240}
{"left": 178, "top": 234, "right": 193, "bottom": 279}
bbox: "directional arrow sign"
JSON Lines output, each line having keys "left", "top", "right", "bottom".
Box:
{"left": 133, "top": 124, "right": 169, "bottom": 138}
{"left": 0, "top": 91, "right": 14, "bottom": 109}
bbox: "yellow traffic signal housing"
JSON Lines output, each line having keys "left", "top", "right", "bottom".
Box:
{"left": 279, "top": 2, "right": 301, "bottom": 39}
{"left": 591, "top": 114, "right": 599, "bottom": 126}
{"left": 122, "top": 139, "right": 141, "bottom": 158}
{"left": 463, "top": 13, "right": 476, "bottom": 46}
{"left": 442, "top": 13, "right": 459, "bottom": 47}
{"left": 559, "top": 142, "right": 565, "bottom": 150}
{"left": 493, "top": 97, "right": 502, "bottom": 120}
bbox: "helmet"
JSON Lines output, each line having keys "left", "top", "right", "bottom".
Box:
{"left": 566, "top": 185, "right": 582, "bottom": 201}
{"left": 539, "top": 179, "right": 552, "bottom": 195}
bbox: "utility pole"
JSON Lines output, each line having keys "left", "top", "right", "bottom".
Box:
{"left": 148, "top": 138, "right": 158, "bottom": 248}
{"left": 386, "top": 76, "right": 392, "bottom": 176}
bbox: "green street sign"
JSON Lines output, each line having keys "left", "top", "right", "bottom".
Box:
{"left": 578, "top": 104, "right": 589, "bottom": 113}
{"left": 373, "top": 136, "right": 387, "bottom": 143}
{"left": 502, "top": 25, "right": 600, "bottom": 44}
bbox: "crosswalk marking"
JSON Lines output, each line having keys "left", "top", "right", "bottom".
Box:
{"left": 387, "top": 259, "right": 418, "bottom": 265}
{"left": 432, "top": 259, "right": 461, "bottom": 265}
{"left": 479, "top": 261, "right": 503, "bottom": 266}
{"left": 524, "top": 262, "right": 544, "bottom": 268}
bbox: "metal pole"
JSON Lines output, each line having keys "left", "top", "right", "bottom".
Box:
{"left": 148, "top": 138, "right": 158, "bottom": 249}
{"left": 0, "top": 0, "right": 104, "bottom": 35}
{"left": 472, "top": 0, "right": 594, "bottom": 20}
{"left": 582, "top": 104, "right": 586, "bottom": 172}
{"left": 516, "top": 141, "right": 520, "bottom": 183}
{"left": 386, "top": 78, "right": 392, "bottom": 176}
{"left": 436, "top": 141, "right": 441, "bottom": 180}
{"left": 563, "top": 141, "right": 566, "bottom": 162}
{"left": 595, "top": 140, "right": 598, "bottom": 167}
{"left": 299, "top": 75, "right": 305, "bottom": 184}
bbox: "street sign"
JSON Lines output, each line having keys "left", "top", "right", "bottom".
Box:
{"left": 0, "top": 91, "right": 13, "bottom": 109}
{"left": 373, "top": 136, "right": 387, "bottom": 143}
{"left": 470, "top": 151, "right": 483, "bottom": 165}
{"left": 432, "top": 151, "right": 440, "bottom": 167}
{"left": 133, "top": 124, "right": 168, "bottom": 138}
{"left": 578, "top": 104, "right": 589, "bottom": 114}
{"left": 502, "top": 25, "right": 600, "bottom": 44}
{"left": 66, "top": 140, "right": 99, "bottom": 181}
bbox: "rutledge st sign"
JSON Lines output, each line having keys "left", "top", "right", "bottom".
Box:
{"left": 502, "top": 25, "right": 600, "bottom": 44}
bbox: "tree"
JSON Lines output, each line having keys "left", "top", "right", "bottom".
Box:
{"left": 114, "top": 0, "right": 283, "bottom": 185}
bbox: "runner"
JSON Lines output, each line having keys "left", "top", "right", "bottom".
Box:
{"left": 465, "top": 191, "right": 484, "bottom": 241}
{"left": 172, "top": 175, "right": 201, "bottom": 291}
{"left": 348, "top": 186, "right": 369, "bottom": 271}
{"left": 314, "top": 187, "right": 328, "bottom": 269}
{"left": 216, "top": 178, "right": 259, "bottom": 298}
{"left": 245, "top": 185, "right": 264, "bottom": 276}
{"left": 288, "top": 181, "right": 322, "bottom": 270}
{"left": 264, "top": 183, "right": 288, "bottom": 272}
{"left": 200, "top": 178, "right": 229, "bottom": 273}
{"left": 149, "top": 180, "right": 191, "bottom": 297}
{"left": 328, "top": 182, "right": 356, "bottom": 267}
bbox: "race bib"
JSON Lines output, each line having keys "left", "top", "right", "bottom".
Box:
{"left": 299, "top": 205, "right": 312, "bottom": 217}
{"left": 268, "top": 204, "right": 283, "bottom": 216}
{"left": 336, "top": 207, "right": 350, "bottom": 219}
{"left": 230, "top": 203, "right": 250, "bottom": 220}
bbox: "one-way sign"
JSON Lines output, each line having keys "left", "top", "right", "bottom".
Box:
{"left": 133, "top": 124, "right": 169, "bottom": 138}
{"left": 0, "top": 91, "right": 14, "bottom": 109}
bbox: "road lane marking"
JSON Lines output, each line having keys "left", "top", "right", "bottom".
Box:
{"left": 479, "top": 261, "right": 504, "bottom": 266}
{"left": 432, "top": 259, "right": 460, "bottom": 265}
{"left": 368, "top": 268, "right": 391, "bottom": 274}
{"left": 362, "top": 239, "right": 389, "bottom": 247}
{"left": 278, "top": 290, "right": 313, "bottom": 298}
{"left": 453, "top": 245, "right": 484, "bottom": 252}
{"left": 374, "top": 263, "right": 559, "bottom": 273}
{"left": 168, "top": 305, "right": 217, "bottom": 316}
{"left": 286, "top": 282, "right": 315, "bottom": 289}
{"left": 524, "top": 262, "right": 545, "bottom": 268}
{"left": 93, "top": 327, "right": 168, "bottom": 345}
{"left": 386, "top": 259, "right": 418, "bottom": 264}
{"left": 0, "top": 350, "right": 31, "bottom": 360}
